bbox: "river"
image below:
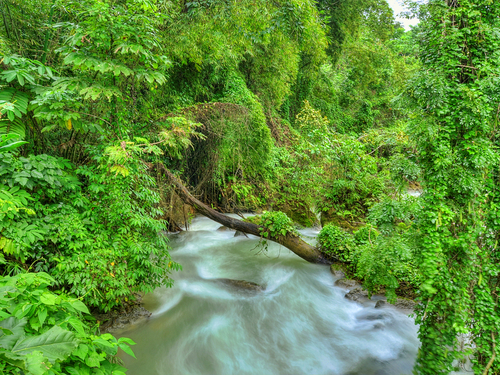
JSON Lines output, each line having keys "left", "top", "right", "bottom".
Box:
{"left": 118, "top": 215, "right": 421, "bottom": 375}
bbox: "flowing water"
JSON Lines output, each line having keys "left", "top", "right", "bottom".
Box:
{"left": 118, "top": 216, "right": 421, "bottom": 375}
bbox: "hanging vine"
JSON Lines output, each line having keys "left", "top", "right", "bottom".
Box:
{"left": 406, "top": 0, "right": 500, "bottom": 373}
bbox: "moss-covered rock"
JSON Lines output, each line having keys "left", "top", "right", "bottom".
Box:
{"left": 273, "top": 201, "right": 317, "bottom": 227}
{"left": 330, "top": 262, "right": 347, "bottom": 278}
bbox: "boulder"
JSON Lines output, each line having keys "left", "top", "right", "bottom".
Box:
{"left": 345, "top": 287, "right": 370, "bottom": 303}
{"left": 355, "top": 310, "right": 390, "bottom": 322}
{"left": 334, "top": 278, "right": 359, "bottom": 289}
{"left": 217, "top": 278, "right": 264, "bottom": 292}
{"left": 394, "top": 298, "right": 416, "bottom": 311}
{"left": 96, "top": 305, "right": 151, "bottom": 333}
{"left": 234, "top": 230, "right": 248, "bottom": 238}
{"left": 217, "top": 226, "right": 232, "bottom": 232}
{"left": 330, "top": 264, "right": 346, "bottom": 279}
{"left": 375, "top": 298, "right": 416, "bottom": 312}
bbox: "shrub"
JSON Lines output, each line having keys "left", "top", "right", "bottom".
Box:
{"left": 0, "top": 272, "right": 135, "bottom": 375}
{"left": 318, "top": 223, "right": 356, "bottom": 262}
{"left": 258, "top": 211, "right": 297, "bottom": 238}
{"left": 0, "top": 146, "right": 180, "bottom": 312}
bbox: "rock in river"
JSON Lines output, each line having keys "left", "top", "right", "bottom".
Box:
{"left": 375, "top": 298, "right": 416, "bottom": 312}
{"left": 334, "top": 278, "right": 359, "bottom": 289}
{"left": 329, "top": 263, "right": 346, "bottom": 279}
{"left": 216, "top": 278, "right": 264, "bottom": 292}
{"left": 345, "top": 287, "right": 370, "bottom": 303}
{"left": 95, "top": 306, "right": 151, "bottom": 333}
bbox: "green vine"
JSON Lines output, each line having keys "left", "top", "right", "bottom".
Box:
{"left": 406, "top": 1, "right": 500, "bottom": 373}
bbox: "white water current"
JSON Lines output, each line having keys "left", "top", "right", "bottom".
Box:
{"left": 118, "top": 216, "right": 421, "bottom": 375}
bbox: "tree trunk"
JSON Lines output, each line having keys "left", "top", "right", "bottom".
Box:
{"left": 157, "top": 164, "right": 330, "bottom": 264}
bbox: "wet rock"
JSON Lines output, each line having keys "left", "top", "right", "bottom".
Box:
{"left": 330, "top": 263, "right": 346, "bottom": 279}
{"left": 217, "top": 278, "right": 264, "bottom": 292}
{"left": 217, "top": 226, "right": 232, "bottom": 232}
{"left": 345, "top": 287, "right": 370, "bottom": 303}
{"left": 234, "top": 230, "right": 248, "bottom": 238}
{"left": 394, "top": 298, "right": 416, "bottom": 311}
{"left": 95, "top": 306, "right": 151, "bottom": 334}
{"left": 375, "top": 298, "right": 416, "bottom": 312}
{"left": 334, "top": 278, "right": 359, "bottom": 289}
{"left": 355, "top": 309, "right": 390, "bottom": 322}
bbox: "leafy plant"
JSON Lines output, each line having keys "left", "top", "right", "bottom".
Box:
{"left": 0, "top": 145, "right": 180, "bottom": 312}
{"left": 318, "top": 223, "right": 356, "bottom": 263}
{"left": 0, "top": 272, "right": 135, "bottom": 375}
{"left": 258, "top": 211, "right": 297, "bottom": 239}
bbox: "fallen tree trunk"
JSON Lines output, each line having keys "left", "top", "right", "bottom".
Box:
{"left": 157, "top": 164, "right": 330, "bottom": 264}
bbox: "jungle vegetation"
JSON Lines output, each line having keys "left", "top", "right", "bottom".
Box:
{"left": 0, "top": 0, "right": 498, "bottom": 373}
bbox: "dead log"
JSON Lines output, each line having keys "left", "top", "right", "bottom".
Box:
{"left": 157, "top": 164, "right": 330, "bottom": 264}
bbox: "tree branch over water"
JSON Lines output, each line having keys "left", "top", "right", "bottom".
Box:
{"left": 157, "top": 163, "right": 330, "bottom": 265}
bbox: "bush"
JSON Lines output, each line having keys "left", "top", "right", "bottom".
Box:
{"left": 0, "top": 272, "right": 135, "bottom": 375}
{"left": 318, "top": 223, "right": 356, "bottom": 262}
{"left": 0, "top": 146, "right": 180, "bottom": 312}
{"left": 353, "top": 224, "right": 379, "bottom": 246}
{"left": 258, "top": 211, "right": 297, "bottom": 238}
{"left": 354, "top": 197, "right": 422, "bottom": 300}
{"left": 318, "top": 134, "right": 389, "bottom": 224}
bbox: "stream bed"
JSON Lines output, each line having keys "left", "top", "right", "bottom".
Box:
{"left": 118, "top": 216, "right": 420, "bottom": 375}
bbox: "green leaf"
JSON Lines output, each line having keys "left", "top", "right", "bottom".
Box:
{"left": 11, "top": 325, "right": 78, "bottom": 363}
{"left": 0, "top": 317, "right": 27, "bottom": 350}
{"left": 70, "top": 300, "right": 90, "bottom": 314}
{"left": 0, "top": 141, "right": 28, "bottom": 153}
{"left": 24, "top": 350, "right": 51, "bottom": 375}
{"left": 85, "top": 351, "right": 102, "bottom": 367}
{"left": 117, "top": 337, "right": 135, "bottom": 345}
{"left": 67, "top": 317, "right": 85, "bottom": 336}
{"left": 30, "top": 170, "right": 44, "bottom": 179}
{"left": 72, "top": 343, "right": 88, "bottom": 360}
{"left": 40, "top": 292, "right": 57, "bottom": 305}
{"left": 17, "top": 73, "right": 24, "bottom": 86}
{"left": 38, "top": 308, "right": 47, "bottom": 327}
{"left": 118, "top": 342, "right": 136, "bottom": 358}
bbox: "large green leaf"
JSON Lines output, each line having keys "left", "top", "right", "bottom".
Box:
{"left": 0, "top": 317, "right": 27, "bottom": 350}
{"left": 0, "top": 140, "right": 28, "bottom": 153}
{"left": 11, "top": 325, "right": 78, "bottom": 363}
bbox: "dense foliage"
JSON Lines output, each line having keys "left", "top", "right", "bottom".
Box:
{"left": 1, "top": 0, "right": 498, "bottom": 373}
{"left": 0, "top": 272, "right": 135, "bottom": 374}
{"left": 406, "top": 1, "right": 500, "bottom": 373}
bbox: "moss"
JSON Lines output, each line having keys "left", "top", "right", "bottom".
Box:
{"left": 244, "top": 216, "right": 262, "bottom": 225}
{"left": 277, "top": 201, "right": 317, "bottom": 227}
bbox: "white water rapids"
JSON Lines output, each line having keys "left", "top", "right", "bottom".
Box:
{"left": 118, "top": 216, "right": 422, "bottom": 375}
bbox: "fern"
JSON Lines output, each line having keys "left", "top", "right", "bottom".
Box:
{"left": 0, "top": 88, "right": 28, "bottom": 139}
